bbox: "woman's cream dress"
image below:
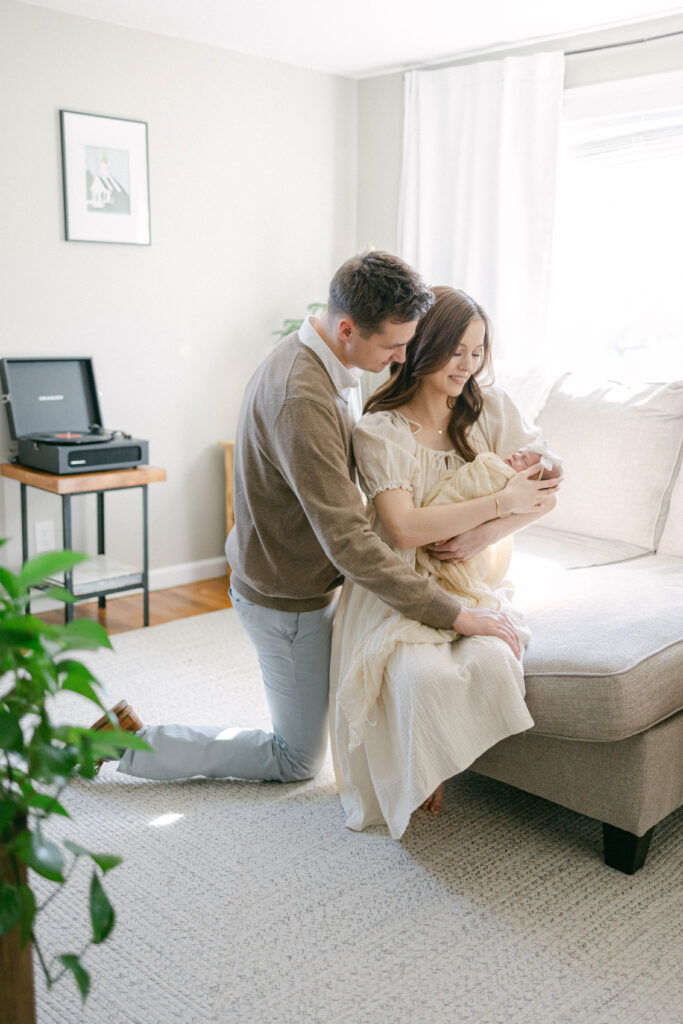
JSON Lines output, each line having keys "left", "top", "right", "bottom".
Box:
{"left": 330, "top": 385, "right": 540, "bottom": 839}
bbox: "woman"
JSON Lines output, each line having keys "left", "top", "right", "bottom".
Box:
{"left": 329, "top": 287, "right": 562, "bottom": 839}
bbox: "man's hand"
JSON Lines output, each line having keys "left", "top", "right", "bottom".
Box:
{"left": 453, "top": 606, "right": 521, "bottom": 660}
{"left": 427, "top": 520, "right": 497, "bottom": 562}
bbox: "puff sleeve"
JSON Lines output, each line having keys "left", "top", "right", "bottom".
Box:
{"left": 475, "top": 384, "right": 542, "bottom": 455}
{"left": 352, "top": 412, "right": 419, "bottom": 502}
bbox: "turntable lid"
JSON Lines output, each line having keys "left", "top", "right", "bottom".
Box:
{"left": 0, "top": 357, "right": 103, "bottom": 439}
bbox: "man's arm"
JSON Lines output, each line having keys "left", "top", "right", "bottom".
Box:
{"left": 272, "top": 396, "right": 462, "bottom": 630}
{"left": 273, "top": 396, "right": 525, "bottom": 657}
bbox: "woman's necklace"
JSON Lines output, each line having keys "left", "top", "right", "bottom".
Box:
{"left": 403, "top": 403, "right": 450, "bottom": 436}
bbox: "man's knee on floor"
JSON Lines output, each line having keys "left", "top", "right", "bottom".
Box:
{"left": 274, "top": 739, "right": 325, "bottom": 782}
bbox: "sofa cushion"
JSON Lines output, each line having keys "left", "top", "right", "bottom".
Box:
{"left": 511, "top": 553, "right": 683, "bottom": 742}
{"left": 536, "top": 375, "right": 683, "bottom": 549}
{"left": 491, "top": 360, "right": 557, "bottom": 423}
{"left": 658, "top": 459, "right": 683, "bottom": 556}
{"left": 514, "top": 523, "right": 649, "bottom": 569}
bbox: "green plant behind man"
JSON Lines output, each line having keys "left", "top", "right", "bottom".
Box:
{"left": 272, "top": 301, "right": 327, "bottom": 342}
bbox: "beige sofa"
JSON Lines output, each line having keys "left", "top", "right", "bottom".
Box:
{"left": 471, "top": 372, "right": 683, "bottom": 873}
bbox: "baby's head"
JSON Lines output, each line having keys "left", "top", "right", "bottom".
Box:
{"left": 503, "top": 449, "right": 542, "bottom": 473}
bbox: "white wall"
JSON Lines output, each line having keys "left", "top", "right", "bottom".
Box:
{"left": 0, "top": 0, "right": 357, "bottom": 584}
{"left": 355, "top": 17, "right": 683, "bottom": 255}
{"left": 4, "top": 0, "right": 683, "bottom": 593}
{"left": 356, "top": 73, "right": 404, "bottom": 255}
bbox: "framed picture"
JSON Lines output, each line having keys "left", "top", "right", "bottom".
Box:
{"left": 60, "top": 110, "right": 151, "bottom": 245}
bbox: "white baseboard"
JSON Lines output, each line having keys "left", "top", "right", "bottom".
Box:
{"left": 148, "top": 556, "right": 228, "bottom": 592}
{"left": 30, "top": 555, "right": 229, "bottom": 613}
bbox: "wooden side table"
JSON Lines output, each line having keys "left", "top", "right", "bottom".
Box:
{"left": 217, "top": 441, "right": 235, "bottom": 536}
{"left": 1, "top": 463, "right": 166, "bottom": 626}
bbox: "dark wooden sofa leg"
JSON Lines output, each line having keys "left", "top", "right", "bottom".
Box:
{"left": 602, "top": 823, "right": 655, "bottom": 873}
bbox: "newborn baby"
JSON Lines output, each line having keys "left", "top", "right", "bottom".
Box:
{"left": 503, "top": 440, "right": 563, "bottom": 478}
{"left": 415, "top": 441, "right": 564, "bottom": 604}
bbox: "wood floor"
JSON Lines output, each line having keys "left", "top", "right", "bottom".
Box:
{"left": 37, "top": 575, "right": 231, "bottom": 635}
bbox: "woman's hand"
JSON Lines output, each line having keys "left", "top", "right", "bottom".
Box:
{"left": 428, "top": 520, "right": 498, "bottom": 561}
{"left": 452, "top": 606, "right": 521, "bottom": 659}
{"left": 500, "top": 464, "right": 562, "bottom": 516}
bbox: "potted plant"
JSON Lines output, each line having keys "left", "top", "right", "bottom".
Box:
{"left": 272, "top": 302, "right": 327, "bottom": 342}
{"left": 0, "top": 542, "right": 150, "bottom": 1022}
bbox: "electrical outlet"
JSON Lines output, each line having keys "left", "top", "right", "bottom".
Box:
{"left": 35, "top": 520, "right": 56, "bottom": 554}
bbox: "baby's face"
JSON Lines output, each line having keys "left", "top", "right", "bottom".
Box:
{"left": 503, "top": 449, "right": 542, "bottom": 473}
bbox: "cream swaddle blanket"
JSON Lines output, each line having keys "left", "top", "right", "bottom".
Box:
{"left": 415, "top": 451, "right": 517, "bottom": 604}
{"left": 337, "top": 451, "right": 518, "bottom": 749}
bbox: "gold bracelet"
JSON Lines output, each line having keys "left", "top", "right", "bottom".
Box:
{"left": 494, "top": 494, "right": 501, "bottom": 518}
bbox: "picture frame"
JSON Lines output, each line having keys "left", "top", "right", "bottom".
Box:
{"left": 60, "top": 110, "right": 151, "bottom": 245}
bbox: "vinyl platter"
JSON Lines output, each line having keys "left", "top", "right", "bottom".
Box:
{"left": 25, "top": 429, "right": 115, "bottom": 445}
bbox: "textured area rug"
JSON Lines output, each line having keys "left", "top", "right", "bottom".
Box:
{"left": 34, "top": 610, "right": 682, "bottom": 1024}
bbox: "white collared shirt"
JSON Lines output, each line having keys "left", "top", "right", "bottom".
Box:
{"left": 299, "top": 316, "right": 364, "bottom": 428}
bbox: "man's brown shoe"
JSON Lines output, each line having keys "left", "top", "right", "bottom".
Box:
{"left": 91, "top": 699, "right": 143, "bottom": 734}
{"left": 90, "top": 699, "right": 143, "bottom": 771}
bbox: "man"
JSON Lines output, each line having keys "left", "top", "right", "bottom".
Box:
{"left": 96, "top": 251, "right": 519, "bottom": 782}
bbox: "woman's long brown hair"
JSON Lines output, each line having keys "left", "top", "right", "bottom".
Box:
{"left": 364, "top": 286, "right": 493, "bottom": 462}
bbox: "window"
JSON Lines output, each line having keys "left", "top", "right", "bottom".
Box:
{"left": 546, "top": 70, "right": 683, "bottom": 380}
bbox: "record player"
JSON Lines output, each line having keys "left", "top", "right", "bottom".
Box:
{"left": 0, "top": 357, "right": 149, "bottom": 474}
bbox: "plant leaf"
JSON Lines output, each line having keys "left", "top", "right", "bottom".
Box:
{"left": 23, "top": 791, "right": 70, "bottom": 818}
{"left": 0, "top": 881, "right": 23, "bottom": 937}
{"left": 0, "top": 567, "right": 22, "bottom": 599}
{"left": 64, "top": 839, "right": 90, "bottom": 858}
{"left": 89, "top": 871, "right": 114, "bottom": 944}
{"left": 86, "top": 729, "right": 151, "bottom": 756}
{"left": 20, "top": 550, "right": 87, "bottom": 588}
{"left": 60, "top": 664, "right": 104, "bottom": 706}
{"left": 61, "top": 619, "right": 112, "bottom": 651}
{"left": 58, "top": 954, "right": 91, "bottom": 1001}
{"left": 0, "top": 614, "right": 62, "bottom": 645}
{"left": 63, "top": 841, "right": 122, "bottom": 874}
{"left": 30, "top": 741, "right": 79, "bottom": 781}
{"left": 0, "top": 879, "right": 34, "bottom": 945}
{"left": 0, "top": 799, "right": 19, "bottom": 833}
{"left": 58, "top": 658, "right": 100, "bottom": 683}
{"left": 60, "top": 726, "right": 150, "bottom": 759}
{"left": 0, "top": 710, "right": 24, "bottom": 751}
{"left": 0, "top": 621, "right": 44, "bottom": 649}
{"left": 89, "top": 852, "right": 123, "bottom": 874}
{"left": 41, "top": 586, "right": 77, "bottom": 604}
{"left": 18, "top": 883, "right": 36, "bottom": 945}
{"left": 14, "top": 828, "right": 65, "bottom": 882}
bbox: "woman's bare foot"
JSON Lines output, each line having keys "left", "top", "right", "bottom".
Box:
{"left": 420, "top": 781, "right": 446, "bottom": 815}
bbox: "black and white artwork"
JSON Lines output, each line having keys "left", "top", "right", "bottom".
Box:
{"left": 60, "top": 111, "right": 150, "bottom": 244}
{"left": 85, "top": 146, "right": 131, "bottom": 214}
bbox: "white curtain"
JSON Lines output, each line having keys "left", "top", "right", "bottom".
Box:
{"left": 398, "top": 52, "right": 565, "bottom": 363}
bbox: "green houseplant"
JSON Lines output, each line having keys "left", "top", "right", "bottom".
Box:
{"left": 0, "top": 542, "right": 150, "bottom": 1021}
{"left": 272, "top": 302, "right": 327, "bottom": 342}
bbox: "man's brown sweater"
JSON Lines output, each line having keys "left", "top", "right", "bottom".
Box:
{"left": 225, "top": 334, "right": 462, "bottom": 629}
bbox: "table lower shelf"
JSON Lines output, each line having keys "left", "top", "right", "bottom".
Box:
{"left": 44, "top": 555, "right": 143, "bottom": 597}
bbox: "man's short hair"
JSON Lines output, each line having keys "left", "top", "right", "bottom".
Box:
{"left": 328, "top": 251, "right": 434, "bottom": 335}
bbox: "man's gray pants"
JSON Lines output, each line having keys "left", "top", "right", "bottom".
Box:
{"left": 117, "top": 589, "right": 335, "bottom": 783}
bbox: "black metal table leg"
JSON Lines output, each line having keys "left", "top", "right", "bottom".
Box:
{"left": 97, "top": 492, "right": 106, "bottom": 610}
{"left": 20, "top": 483, "right": 30, "bottom": 614}
{"left": 142, "top": 484, "right": 149, "bottom": 626}
{"left": 62, "top": 494, "right": 74, "bottom": 624}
